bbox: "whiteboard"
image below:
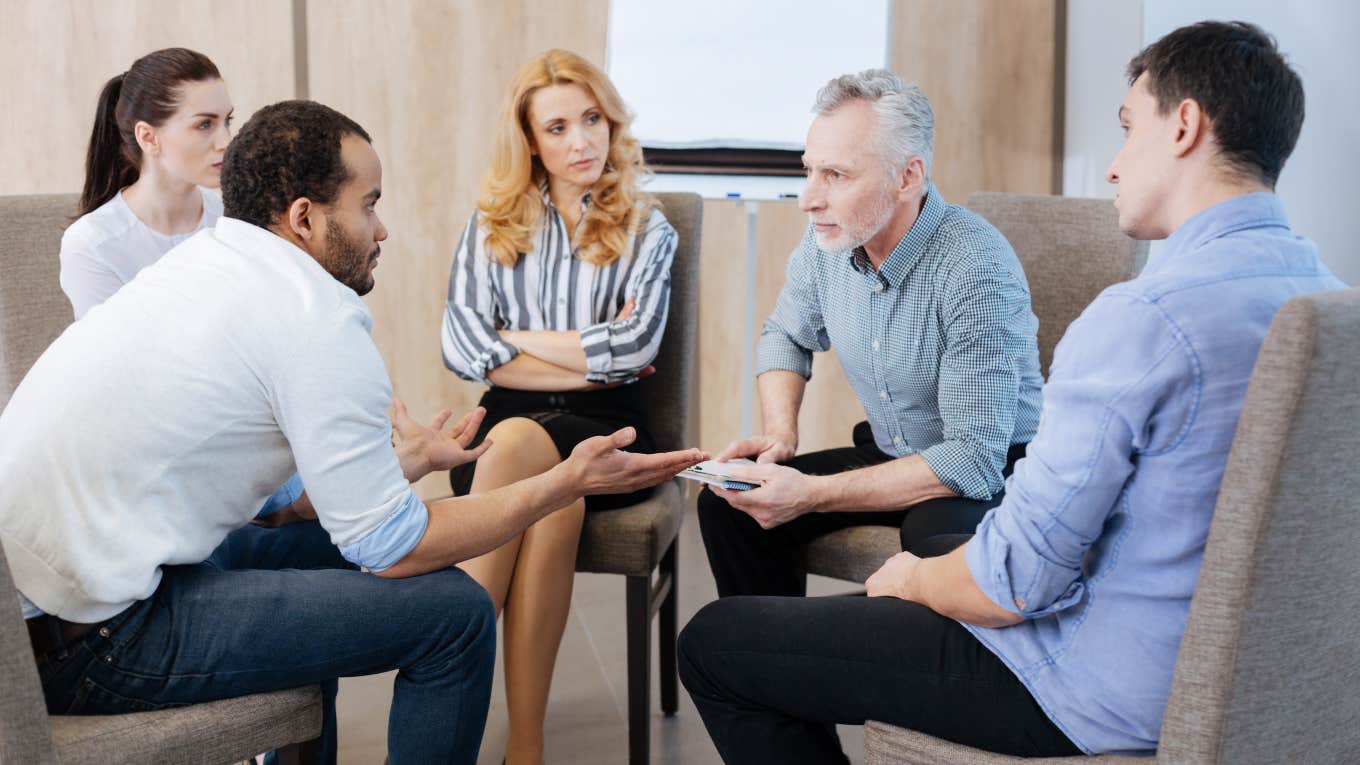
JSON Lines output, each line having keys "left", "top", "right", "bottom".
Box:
{"left": 606, "top": 0, "right": 890, "bottom": 151}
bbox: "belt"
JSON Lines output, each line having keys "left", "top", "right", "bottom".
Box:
{"left": 26, "top": 614, "right": 102, "bottom": 662}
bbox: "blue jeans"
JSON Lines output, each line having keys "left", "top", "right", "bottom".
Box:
{"left": 34, "top": 521, "right": 496, "bottom": 764}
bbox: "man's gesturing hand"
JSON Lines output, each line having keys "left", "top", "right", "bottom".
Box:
{"left": 393, "top": 400, "right": 492, "bottom": 483}
{"left": 563, "top": 427, "right": 707, "bottom": 497}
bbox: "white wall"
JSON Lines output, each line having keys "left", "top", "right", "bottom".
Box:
{"left": 1065, "top": 1, "right": 1358, "bottom": 285}
{"left": 1062, "top": 0, "right": 1142, "bottom": 199}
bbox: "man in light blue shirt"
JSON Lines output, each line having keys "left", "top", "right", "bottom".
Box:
{"left": 679, "top": 21, "right": 1346, "bottom": 761}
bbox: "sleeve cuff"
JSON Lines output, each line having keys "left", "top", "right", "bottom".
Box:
{"left": 966, "top": 517, "right": 1085, "bottom": 619}
{"left": 755, "top": 333, "right": 813, "bottom": 378}
{"left": 580, "top": 322, "right": 613, "bottom": 375}
{"left": 338, "top": 490, "right": 429, "bottom": 572}
{"left": 919, "top": 440, "right": 1003, "bottom": 500}
{"left": 470, "top": 342, "right": 520, "bottom": 386}
{"left": 255, "top": 472, "right": 305, "bottom": 519}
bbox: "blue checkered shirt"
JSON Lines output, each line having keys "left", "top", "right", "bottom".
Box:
{"left": 756, "top": 186, "right": 1043, "bottom": 499}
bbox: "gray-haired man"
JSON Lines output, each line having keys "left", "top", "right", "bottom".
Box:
{"left": 697, "top": 70, "right": 1043, "bottom": 597}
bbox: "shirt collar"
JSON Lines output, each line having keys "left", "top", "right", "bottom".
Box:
{"left": 540, "top": 187, "right": 593, "bottom": 215}
{"left": 1147, "top": 192, "right": 1291, "bottom": 276}
{"left": 848, "top": 183, "right": 946, "bottom": 289}
{"left": 213, "top": 217, "right": 371, "bottom": 320}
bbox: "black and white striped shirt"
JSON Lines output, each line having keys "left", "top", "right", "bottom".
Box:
{"left": 441, "top": 199, "right": 678, "bottom": 385}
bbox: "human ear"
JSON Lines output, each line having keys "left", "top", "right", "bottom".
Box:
{"left": 134, "top": 121, "right": 159, "bottom": 156}
{"left": 286, "top": 197, "right": 319, "bottom": 243}
{"left": 1171, "top": 98, "right": 1205, "bottom": 159}
{"left": 898, "top": 156, "right": 927, "bottom": 200}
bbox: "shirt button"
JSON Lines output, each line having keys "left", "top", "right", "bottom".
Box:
{"left": 879, "top": 390, "right": 888, "bottom": 400}
{"left": 98, "top": 627, "right": 111, "bottom": 638}
{"left": 872, "top": 339, "right": 880, "bottom": 350}
{"left": 558, "top": 298, "right": 566, "bottom": 305}
{"left": 893, "top": 436, "right": 904, "bottom": 446}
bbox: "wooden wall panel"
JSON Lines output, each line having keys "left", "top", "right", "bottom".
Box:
{"left": 696, "top": 199, "right": 749, "bottom": 453}
{"left": 891, "top": 0, "right": 1062, "bottom": 202}
{"left": 0, "top": 0, "right": 296, "bottom": 196}
{"left": 307, "top": 0, "right": 609, "bottom": 500}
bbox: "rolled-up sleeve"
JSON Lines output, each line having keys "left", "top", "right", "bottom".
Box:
{"left": 965, "top": 292, "right": 1197, "bottom": 618}
{"left": 255, "top": 472, "right": 304, "bottom": 519}
{"left": 920, "top": 261, "right": 1036, "bottom": 499}
{"left": 579, "top": 213, "right": 677, "bottom": 383}
{"left": 273, "top": 302, "right": 428, "bottom": 570}
{"left": 441, "top": 213, "right": 520, "bottom": 385}
{"left": 337, "top": 489, "right": 429, "bottom": 572}
{"left": 755, "top": 239, "right": 828, "bottom": 379}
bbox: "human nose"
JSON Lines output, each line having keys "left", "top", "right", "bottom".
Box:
{"left": 569, "top": 126, "right": 591, "bottom": 152}
{"left": 799, "top": 176, "right": 824, "bottom": 212}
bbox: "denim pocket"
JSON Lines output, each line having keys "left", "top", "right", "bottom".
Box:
{"left": 65, "top": 675, "right": 187, "bottom": 715}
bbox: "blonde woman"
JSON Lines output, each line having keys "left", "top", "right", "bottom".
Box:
{"left": 441, "top": 49, "right": 677, "bottom": 763}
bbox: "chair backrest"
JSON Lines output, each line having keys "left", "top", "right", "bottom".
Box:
{"left": 0, "top": 193, "right": 72, "bottom": 763}
{"left": 0, "top": 537, "right": 58, "bottom": 763}
{"left": 1, "top": 194, "right": 77, "bottom": 412}
{"left": 641, "top": 193, "right": 702, "bottom": 452}
{"left": 1159, "top": 287, "right": 1360, "bottom": 763}
{"left": 967, "top": 192, "right": 1147, "bottom": 377}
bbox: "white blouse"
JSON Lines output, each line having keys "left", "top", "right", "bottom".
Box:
{"left": 59, "top": 186, "right": 222, "bottom": 319}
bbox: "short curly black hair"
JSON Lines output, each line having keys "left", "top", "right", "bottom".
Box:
{"left": 221, "top": 100, "right": 372, "bottom": 228}
{"left": 1128, "top": 21, "right": 1303, "bottom": 188}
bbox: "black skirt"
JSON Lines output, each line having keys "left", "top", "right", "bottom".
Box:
{"left": 448, "top": 381, "right": 657, "bottom": 512}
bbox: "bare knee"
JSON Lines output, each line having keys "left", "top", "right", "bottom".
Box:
{"left": 480, "top": 417, "right": 561, "bottom": 476}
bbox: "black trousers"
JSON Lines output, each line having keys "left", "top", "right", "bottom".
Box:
{"left": 697, "top": 421, "right": 1025, "bottom": 596}
{"left": 678, "top": 595, "right": 1082, "bottom": 763}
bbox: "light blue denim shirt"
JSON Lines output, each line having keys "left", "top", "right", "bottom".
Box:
{"left": 963, "top": 193, "right": 1345, "bottom": 753}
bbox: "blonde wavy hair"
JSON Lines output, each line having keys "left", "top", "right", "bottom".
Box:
{"left": 478, "top": 49, "right": 653, "bottom": 268}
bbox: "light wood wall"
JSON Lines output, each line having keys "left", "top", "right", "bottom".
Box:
{"left": 0, "top": 0, "right": 296, "bottom": 196}
{"left": 892, "top": 0, "right": 1064, "bottom": 201}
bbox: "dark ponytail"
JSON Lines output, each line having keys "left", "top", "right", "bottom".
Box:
{"left": 76, "top": 48, "right": 221, "bottom": 217}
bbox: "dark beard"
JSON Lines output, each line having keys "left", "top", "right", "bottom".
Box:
{"left": 324, "top": 218, "right": 378, "bottom": 296}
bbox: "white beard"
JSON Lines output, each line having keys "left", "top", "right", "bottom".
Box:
{"left": 811, "top": 183, "right": 898, "bottom": 253}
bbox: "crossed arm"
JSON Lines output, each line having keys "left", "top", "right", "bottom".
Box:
{"left": 489, "top": 298, "right": 641, "bottom": 390}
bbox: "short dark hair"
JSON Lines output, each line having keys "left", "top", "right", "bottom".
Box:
{"left": 1127, "top": 21, "right": 1304, "bottom": 188}
{"left": 221, "top": 100, "right": 372, "bottom": 228}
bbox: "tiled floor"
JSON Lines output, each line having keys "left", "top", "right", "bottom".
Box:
{"left": 335, "top": 503, "right": 867, "bottom": 764}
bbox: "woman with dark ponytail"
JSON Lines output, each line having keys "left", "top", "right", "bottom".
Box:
{"left": 61, "top": 47, "right": 233, "bottom": 319}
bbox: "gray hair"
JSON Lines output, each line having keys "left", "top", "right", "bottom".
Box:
{"left": 812, "top": 69, "right": 934, "bottom": 177}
